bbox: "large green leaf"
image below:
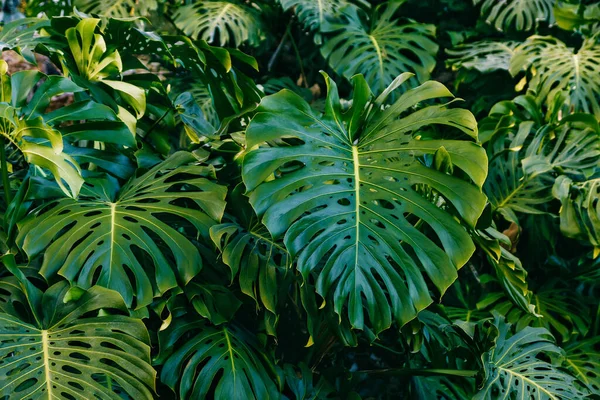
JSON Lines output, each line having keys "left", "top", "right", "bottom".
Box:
{"left": 243, "top": 73, "right": 487, "bottom": 333}
{"left": 158, "top": 317, "right": 281, "bottom": 399}
{"left": 0, "top": 280, "right": 155, "bottom": 399}
{"left": 320, "top": 4, "right": 438, "bottom": 94}
{"left": 17, "top": 152, "right": 226, "bottom": 308}
{"left": 172, "top": 1, "right": 263, "bottom": 47}
{"left": 446, "top": 41, "right": 519, "bottom": 73}
{"left": 473, "top": 0, "right": 555, "bottom": 31}
{"left": 510, "top": 36, "right": 600, "bottom": 119}
{"left": 475, "top": 317, "right": 588, "bottom": 399}
{"left": 564, "top": 336, "right": 600, "bottom": 394}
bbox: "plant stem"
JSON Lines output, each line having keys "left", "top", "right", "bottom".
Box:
{"left": 355, "top": 368, "right": 479, "bottom": 377}
{"left": 268, "top": 23, "right": 291, "bottom": 72}
{"left": 0, "top": 136, "right": 11, "bottom": 205}
{"left": 144, "top": 107, "right": 173, "bottom": 140}
{"left": 286, "top": 27, "right": 308, "bottom": 88}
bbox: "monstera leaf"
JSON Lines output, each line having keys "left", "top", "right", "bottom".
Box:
{"left": 476, "top": 317, "right": 588, "bottom": 399}
{"left": 564, "top": 336, "right": 600, "bottom": 394}
{"left": 510, "top": 36, "right": 600, "bottom": 119}
{"left": 483, "top": 98, "right": 600, "bottom": 222}
{"left": 278, "top": 0, "right": 369, "bottom": 43}
{"left": 553, "top": 176, "right": 600, "bottom": 249}
{"left": 243, "top": 72, "right": 487, "bottom": 333}
{"left": 447, "top": 41, "right": 519, "bottom": 73}
{"left": 172, "top": 1, "right": 262, "bottom": 47}
{"left": 73, "top": 0, "right": 158, "bottom": 18}
{"left": 474, "top": 0, "right": 555, "bottom": 31}
{"left": 320, "top": 4, "right": 438, "bottom": 94}
{"left": 17, "top": 152, "right": 227, "bottom": 309}
{"left": 0, "top": 273, "right": 155, "bottom": 399}
{"left": 158, "top": 317, "right": 281, "bottom": 399}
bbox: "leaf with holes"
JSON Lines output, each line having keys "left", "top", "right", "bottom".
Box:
{"left": 278, "top": 0, "right": 369, "bottom": 43}
{"left": 16, "top": 151, "right": 227, "bottom": 309}
{"left": 474, "top": 0, "right": 555, "bottom": 31}
{"left": 243, "top": 72, "right": 487, "bottom": 333}
{"left": 446, "top": 41, "right": 519, "bottom": 73}
{"left": 510, "top": 36, "right": 600, "bottom": 119}
{"left": 172, "top": 1, "right": 263, "bottom": 47}
{"left": 73, "top": 0, "right": 158, "bottom": 18}
{"left": 321, "top": 3, "right": 438, "bottom": 95}
{"left": 158, "top": 317, "right": 281, "bottom": 400}
{"left": 475, "top": 316, "right": 588, "bottom": 399}
{"left": 0, "top": 281, "right": 155, "bottom": 399}
{"left": 564, "top": 336, "right": 600, "bottom": 394}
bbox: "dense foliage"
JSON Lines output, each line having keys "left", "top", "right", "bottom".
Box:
{"left": 0, "top": 0, "right": 599, "bottom": 398}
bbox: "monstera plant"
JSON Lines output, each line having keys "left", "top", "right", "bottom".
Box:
{"left": 0, "top": 0, "right": 599, "bottom": 399}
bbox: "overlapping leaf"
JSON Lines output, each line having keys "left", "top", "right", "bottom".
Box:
{"left": 483, "top": 98, "right": 600, "bottom": 222}
{"left": 564, "top": 336, "right": 600, "bottom": 394}
{"left": 243, "top": 72, "right": 487, "bottom": 333}
{"left": 553, "top": 176, "right": 600, "bottom": 248}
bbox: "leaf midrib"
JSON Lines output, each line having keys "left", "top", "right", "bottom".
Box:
{"left": 498, "top": 366, "right": 559, "bottom": 399}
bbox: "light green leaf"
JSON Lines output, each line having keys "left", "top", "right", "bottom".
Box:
{"left": 243, "top": 73, "right": 486, "bottom": 333}
{"left": 172, "top": 1, "right": 263, "bottom": 47}
{"left": 446, "top": 41, "right": 519, "bottom": 73}
{"left": 474, "top": 0, "right": 555, "bottom": 31}
{"left": 510, "top": 36, "right": 600, "bottom": 119}
{"left": 73, "top": 0, "right": 158, "bottom": 18}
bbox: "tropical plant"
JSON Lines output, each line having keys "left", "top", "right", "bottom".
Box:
{"left": 0, "top": 0, "right": 599, "bottom": 399}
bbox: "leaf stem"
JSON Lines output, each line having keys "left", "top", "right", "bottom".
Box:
{"left": 0, "top": 136, "right": 11, "bottom": 205}
{"left": 286, "top": 26, "right": 309, "bottom": 88}
{"left": 355, "top": 368, "right": 479, "bottom": 377}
